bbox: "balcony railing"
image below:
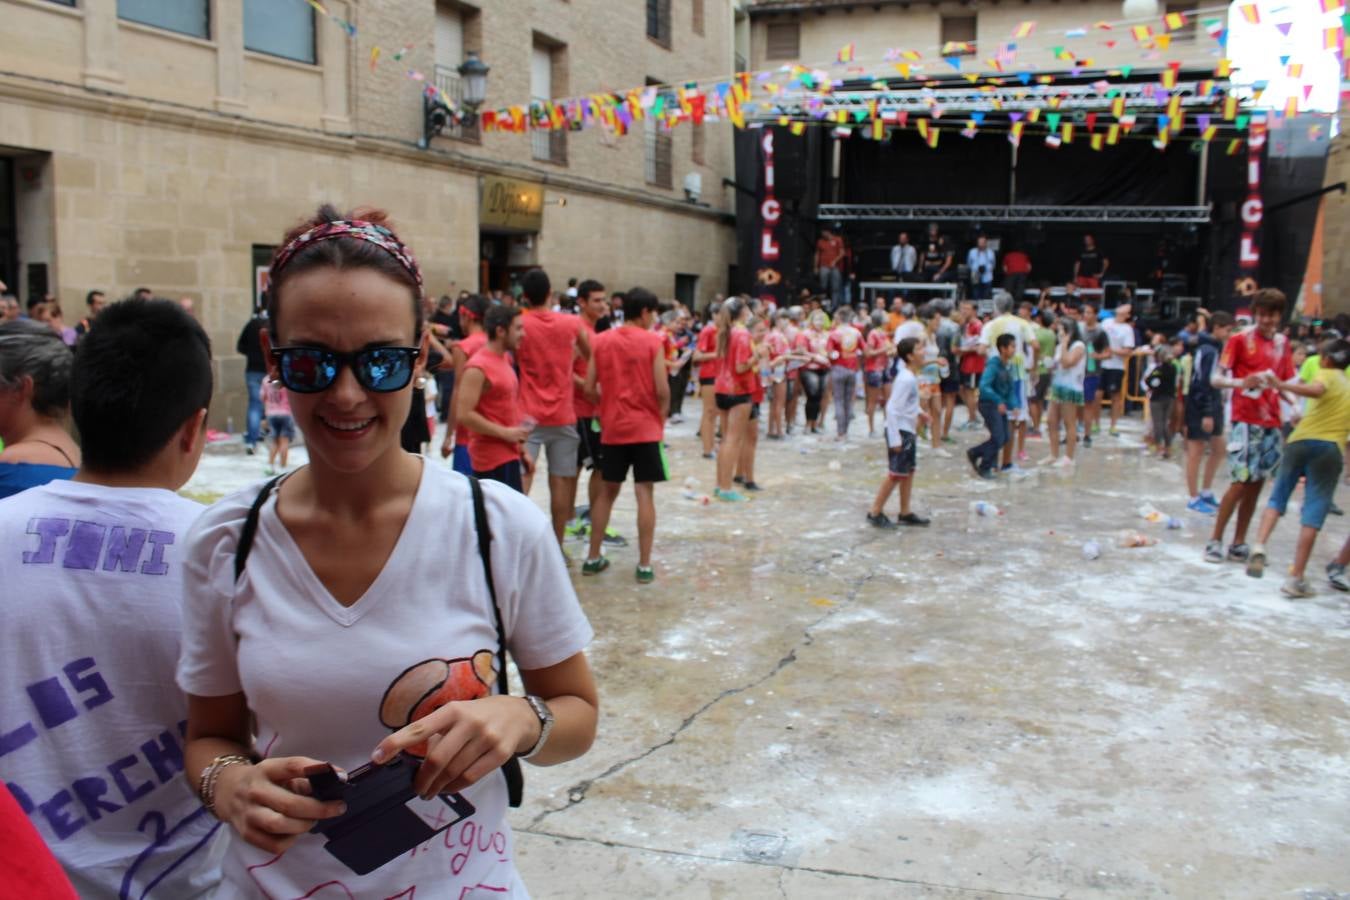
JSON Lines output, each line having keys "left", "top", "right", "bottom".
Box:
{"left": 531, "top": 107, "right": 567, "bottom": 165}
{"left": 433, "top": 66, "right": 480, "bottom": 142}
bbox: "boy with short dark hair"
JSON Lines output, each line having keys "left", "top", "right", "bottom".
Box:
{"left": 968, "top": 333, "right": 1018, "bottom": 478}
{"left": 868, "top": 337, "right": 930, "bottom": 528}
{"left": 583, "top": 287, "right": 670, "bottom": 583}
{"left": 457, "top": 304, "right": 530, "bottom": 492}
{"left": 1183, "top": 311, "right": 1234, "bottom": 512}
{"left": 0, "top": 298, "right": 222, "bottom": 896}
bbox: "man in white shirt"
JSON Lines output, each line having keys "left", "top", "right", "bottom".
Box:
{"left": 1101, "top": 302, "right": 1138, "bottom": 436}
{"left": 967, "top": 235, "right": 997, "bottom": 301}
{"left": 890, "top": 232, "right": 917, "bottom": 283}
{"left": 0, "top": 298, "right": 222, "bottom": 897}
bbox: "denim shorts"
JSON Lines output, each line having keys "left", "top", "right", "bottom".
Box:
{"left": 1266, "top": 439, "right": 1343, "bottom": 529}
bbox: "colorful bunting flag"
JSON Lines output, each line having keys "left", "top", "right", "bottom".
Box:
{"left": 1226, "top": 138, "right": 1243, "bottom": 155}
{"left": 1239, "top": 3, "right": 1260, "bottom": 24}
{"left": 1131, "top": 25, "right": 1154, "bottom": 43}
{"left": 1012, "top": 21, "right": 1036, "bottom": 38}
{"left": 837, "top": 43, "right": 856, "bottom": 63}
{"left": 1165, "top": 11, "right": 1187, "bottom": 30}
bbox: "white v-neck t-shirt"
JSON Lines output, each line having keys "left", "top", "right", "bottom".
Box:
{"left": 176, "top": 462, "right": 593, "bottom": 898}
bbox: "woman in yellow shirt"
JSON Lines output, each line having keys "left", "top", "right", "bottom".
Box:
{"left": 1246, "top": 339, "right": 1350, "bottom": 597}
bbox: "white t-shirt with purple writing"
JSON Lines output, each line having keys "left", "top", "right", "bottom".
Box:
{"left": 0, "top": 480, "right": 222, "bottom": 898}
{"left": 177, "top": 462, "right": 593, "bottom": 898}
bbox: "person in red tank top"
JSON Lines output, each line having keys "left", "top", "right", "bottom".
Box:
{"left": 691, "top": 303, "right": 722, "bottom": 458}
{"left": 455, "top": 305, "right": 530, "bottom": 492}
{"left": 569, "top": 279, "right": 628, "bottom": 545}
{"left": 712, "top": 298, "right": 755, "bottom": 501}
{"left": 514, "top": 268, "right": 591, "bottom": 542}
{"left": 581, "top": 287, "right": 670, "bottom": 583}
{"left": 733, "top": 316, "right": 771, "bottom": 491}
{"left": 438, "top": 293, "right": 489, "bottom": 474}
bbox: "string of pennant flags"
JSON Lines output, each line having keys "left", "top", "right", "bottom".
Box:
{"left": 298, "top": 0, "right": 1345, "bottom": 154}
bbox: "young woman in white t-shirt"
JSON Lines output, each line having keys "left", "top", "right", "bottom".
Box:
{"left": 177, "top": 205, "right": 598, "bottom": 898}
{"left": 1044, "top": 316, "right": 1087, "bottom": 468}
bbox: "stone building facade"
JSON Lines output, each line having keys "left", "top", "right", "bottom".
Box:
{"left": 0, "top": 0, "right": 739, "bottom": 428}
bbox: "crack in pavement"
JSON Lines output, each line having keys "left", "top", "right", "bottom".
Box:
{"left": 526, "top": 569, "right": 879, "bottom": 830}
{"left": 516, "top": 828, "right": 1064, "bottom": 900}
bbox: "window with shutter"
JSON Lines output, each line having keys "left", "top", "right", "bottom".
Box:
{"left": 765, "top": 22, "right": 800, "bottom": 60}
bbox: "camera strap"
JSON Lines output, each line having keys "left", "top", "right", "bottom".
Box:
{"left": 467, "top": 474, "right": 525, "bottom": 808}
{"left": 233, "top": 469, "right": 525, "bottom": 808}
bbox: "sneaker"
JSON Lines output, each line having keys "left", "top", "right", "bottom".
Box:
{"left": 264, "top": 466, "right": 277, "bottom": 476}
{"left": 1245, "top": 546, "right": 1266, "bottom": 579}
{"left": 743, "top": 481, "right": 763, "bottom": 492}
{"left": 965, "top": 448, "right": 982, "bottom": 476}
{"left": 1226, "top": 543, "right": 1250, "bottom": 563}
{"left": 1280, "top": 576, "right": 1314, "bottom": 598}
{"left": 897, "top": 512, "right": 930, "bottom": 526}
{"left": 1017, "top": 451, "right": 1030, "bottom": 463}
{"left": 635, "top": 565, "right": 655, "bottom": 584}
{"left": 669, "top": 414, "right": 684, "bottom": 424}
{"left": 1092, "top": 423, "right": 1101, "bottom": 435}
{"left": 932, "top": 448, "right": 952, "bottom": 459}
{"left": 564, "top": 519, "right": 588, "bottom": 539}
{"left": 1327, "top": 562, "right": 1350, "bottom": 591}
{"left": 1109, "top": 428, "right": 1121, "bottom": 438}
{"left": 581, "top": 556, "right": 610, "bottom": 576}
{"left": 1186, "top": 497, "right": 1217, "bottom": 515}
{"left": 1037, "top": 455, "right": 1057, "bottom": 467}
{"left": 941, "top": 435, "right": 957, "bottom": 445}
{"left": 245, "top": 445, "right": 256, "bottom": 456}
{"left": 714, "top": 488, "right": 747, "bottom": 502}
{"left": 601, "top": 526, "right": 628, "bottom": 547}
{"left": 1026, "top": 428, "right": 1042, "bottom": 439}
{"left": 1051, "top": 457, "right": 1075, "bottom": 469}
{"left": 977, "top": 468, "right": 997, "bottom": 480}
{"left": 702, "top": 451, "right": 716, "bottom": 459}
{"left": 733, "top": 475, "right": 745, "bottom": 485}
{"left": 1203, "top": 539, "right": 1225, "bottom": 563}
{"left": 1200, "top": 491, "right": 1218, "bottom": 505}
{"left": 1082, "top": 435, "right": 1093, "bottom": 448}
{"left": 867, "top": 512, "right": 896, "bottom": 529}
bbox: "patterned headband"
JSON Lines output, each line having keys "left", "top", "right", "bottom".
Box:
{"left": 270, "top": 219, "right": 423, "bottom": 293}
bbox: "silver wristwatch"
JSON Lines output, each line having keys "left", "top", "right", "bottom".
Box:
{"left": 519, "top": 695, "right": 554, "bottom": 760}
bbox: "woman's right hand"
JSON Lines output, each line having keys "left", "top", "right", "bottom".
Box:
{"left": 213, "top": 757, "right": 348, "bottom": 855}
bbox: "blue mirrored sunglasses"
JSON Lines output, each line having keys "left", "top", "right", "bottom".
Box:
{"left": 271, "top": 346, "right": 420, "bottom": 394}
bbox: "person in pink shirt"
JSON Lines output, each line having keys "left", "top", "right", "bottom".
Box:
{"left": 515, "top": 268, "right": 591, "bottom": 542}
{"left": 260, "top": 376, "right": 295, "bottom": 474}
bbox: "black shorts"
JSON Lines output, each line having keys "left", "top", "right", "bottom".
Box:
{"left": 699, "top": 377, "right": 716, "bottom": 386}
{"left": 1035, "top": 372, "right": 1052, "bottom": 404}
{"left": 941, "top": 364, "right": 961, "bottom": 394}
{"left": 1184, "top": 404, "right": 1225, "bottom": 440}
{"left": 577, "top": 417, "right": 604, "bottom": 470}
{"left": 750, "top": 402, "right": 761, "bottom": 420}
{"left": 1100, "top": 369, "right": 1125, "bottom": 398}
{"left": 715, "top": 392, "right": 751, "bottom": 411}
{"left": 961, "top": 371, "right": 982, "bottom": 390}
{"left": 600, "top": 441, "right": 669, "bottom": 484}
{"left": 887, "top": 429, "right": 917, "bottom": 478}
{"left": 474, "top": 460, "right": 523, "bottom": 493}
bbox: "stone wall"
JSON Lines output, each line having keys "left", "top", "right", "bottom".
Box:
{"left": 0, "top": 0, "right": 738, "bottom": 430}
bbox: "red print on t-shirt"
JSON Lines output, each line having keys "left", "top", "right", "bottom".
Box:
{"left": 378, "top": 650, "right": 496, "bottom": 756}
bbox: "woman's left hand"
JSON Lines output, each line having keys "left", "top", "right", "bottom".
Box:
{"left": 371, "top": 696, "right": 538, "bottom": 800}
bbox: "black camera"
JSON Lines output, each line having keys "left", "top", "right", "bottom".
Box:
{"left": 307, "top": 754, "right": 476, "bottom": 875}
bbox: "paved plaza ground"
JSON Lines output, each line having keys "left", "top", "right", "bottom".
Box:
{"left": 184, "top": 412, "right": 1350, "bottom": 899}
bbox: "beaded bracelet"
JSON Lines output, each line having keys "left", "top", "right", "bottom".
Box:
{"left": 198, "top": 754, "right": 253, "bottom": 818}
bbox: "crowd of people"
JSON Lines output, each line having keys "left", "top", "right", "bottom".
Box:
{"left": 0, "top": 203, "right": 1348, "bottom": 897}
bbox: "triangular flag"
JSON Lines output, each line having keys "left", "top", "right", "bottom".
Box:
{"left": 1120, "top": 65, "right": 1133, "bottom": 78}
{"left": 1226, "top": 138, "right": 1243, "bottom": 155}
{"left": 1239, "top": 3, "right": 1260, "bottom": 24}
{"left": 926, "top": 127, "right": 940, "bottom": 149}
{"left": 1215, "top": 58, "right": 1232, "bottom": 77}
{"left": 1012, "top": 20, "right": 1036, "bottom": 38}
{"left": 1091, "top": 133, "right": 1104, "bottom": 151}
{"left": 945, "top": 56, "right": 962, "bottom": 71}
{"left": 1156, "top": 34, "right": 1172, "bottom": 50}
{"left": 1275, "top": 21, "right": 1293, "bottom": 36}
{"left": 1046, "top": 112, "right": 1062, "bottom": 131}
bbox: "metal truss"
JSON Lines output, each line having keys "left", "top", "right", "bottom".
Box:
{"left": 818, "top": 204, "right": 1212, "bottom": 224}
{"left": 754, "top": 79, "right": 1230, "bottom": 119}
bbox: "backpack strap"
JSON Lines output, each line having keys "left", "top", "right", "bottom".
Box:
{"left": 467, "top": 474, "right": 525, "bottom": 809}
{"left": 234, "top": 474, "right": 286, "bottom": 581}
